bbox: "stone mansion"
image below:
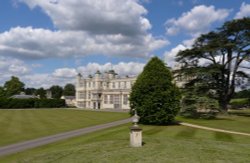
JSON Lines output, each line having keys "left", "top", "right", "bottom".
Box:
{"left": 76, "top": 70, "right": 136, "bottom": 110}
{"left": 75, "top": 67, "right": 186, "bottom": 110}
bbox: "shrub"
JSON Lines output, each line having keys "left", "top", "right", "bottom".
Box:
{"left": 130, "top": 57, "right": 181, "bottom": 125}
{"left": 0, "top": 98, "right": 66, "bottom": 109}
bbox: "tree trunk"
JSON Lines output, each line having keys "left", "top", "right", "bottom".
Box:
{"left": 219, "top": 99, "right": 229, "bottom": 114}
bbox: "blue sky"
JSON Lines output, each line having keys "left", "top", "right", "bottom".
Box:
{"left": 0, "top": 0, "right": 249, "bottom": 88}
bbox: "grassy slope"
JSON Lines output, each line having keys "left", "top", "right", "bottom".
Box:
{"left": 1, "top": 124, "right": 250, "bottom": 163}
{"left": 0, "top": 109, "right": 128, "bottom": 146}
{"left": 176, "top": 109, "right": 250, "bottom": 133}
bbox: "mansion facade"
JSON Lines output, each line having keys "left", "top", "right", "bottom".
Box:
{"left": 76, "top": 66, "right": 187, "bottom": 110}
{"left": 76, "top": 70, "right": 136, "bottom": 110}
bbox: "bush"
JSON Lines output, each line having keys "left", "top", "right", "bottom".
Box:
{"left": 130, "top": 57, "right": 181, "bottom": 125}
{"left": 0, "top": 98, "right": 66, "bottom": 109}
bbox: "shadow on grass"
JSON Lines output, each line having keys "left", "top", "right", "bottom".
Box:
{"left": 229, "top": 112, "right": 250, "bottom": 117}
{"left": 214, "top": 132, "right": 234, "bottom": 142}
{"left": 143, "top": 127, "right": 165, "bottom": 135}
{"left": 174, "top": 128, "right": 197, "bottom": 139}
{"left": 178, "top": 116, "right": 235, "bottom": 122}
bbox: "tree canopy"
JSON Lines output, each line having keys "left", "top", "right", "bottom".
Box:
{"left": 49, "top": 85, "right": 63, "bottom": 99}
{"left": 63, "top": 83, "right": 75, "bottom": 96}
{"left": 130, "top": 57, "right": 181, "bottom": 125}
{"left": 176, "top": 18, "right": 250, "bottom": 112}
{"left": 35, "top": 87, "right": 47, "bottom": 99}
{"left": 4, "top": 76, "right": 25, "bottom": 97}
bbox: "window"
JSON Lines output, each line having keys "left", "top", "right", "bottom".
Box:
{"left": 114, "top": 95, "right": 120, "bottom": 104}
{"left": 118, "top": 82, "right": 121, "bottom": 88}
{"left": 123, "top": 94, "right": 128, "bottom": 105}
{"left": 78, "top": 92, "right": 85, "bottom": 99}
{"left": 88, "top": 92, "right": 91, "bottom": 99}
{"left": 124, "top": 81, "right": 127, "bottom": 88}
{"left": 104, "top": 95, "right": 108, "bottom": 104}
{"left": 93, "top": 82, "right": 95, "bottom": 88}
{"left": 77, "top": 102, "right": 85, "bottom": 108}
{"left": 112, "top": 82, "right": 115, "bottom": 89}
{"left": 110, "top": 95, "right": 113, "bottom": 104}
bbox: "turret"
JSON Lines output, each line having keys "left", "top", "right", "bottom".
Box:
{"left": 95, "top": 70, "right": 101, "bottom": 79}
{"left": 76, "top": 73, "right": 82, "bottom": 87}
{"left": 108, "top": 70, "right": 115, "bottom": 79}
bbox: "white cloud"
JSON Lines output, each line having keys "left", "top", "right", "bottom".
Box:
{"left": 22, "top": 73, "right": 75, "bottom": 88}
{"left": 20, "top": 0, "right": 150, "bottom": 36}
{"left": 0, "top": 26, "right": 167, "bottom": 59}
{"left": 53, "top": 68, "right": 77, "bottom": 78}
{"left": 164, "top": 44, "right": 187, "bottom": 67}
{"left": 0, "top": 56, "right": 30, "bottom": 76}
{"left": 165, "top": 5, "right": 230, "bottom": 36}
{"left": 235, "top": 2, "right": 250, "bottom": 19}
{"left": 0, "top": 1, "right": 168, "bottom": 60}
{"left": 0, "top": 56, "right": 31, "bottom": 87}
{"left": 0, "top": 59, "right": 145, "bottom": 88}
{"left": 77, "top": 62, "right": 145, "bottom": 77}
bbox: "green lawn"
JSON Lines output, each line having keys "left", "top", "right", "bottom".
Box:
{"left": 176, "top": 109, "right": 250, "bottom": 133}
{"left": 1, "top": 124, "right": 250, "bottom": 163}
{"left": 0, "top": 109, "right": 128, "bottom": 146}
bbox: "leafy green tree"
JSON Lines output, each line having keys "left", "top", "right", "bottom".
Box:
{"left": 0, "top": 86, "right": 6, "bottom": 98}
{"left": 130, "top": 57, "right": 181, "bottom": 125}
{"left": 25, "top": 88, "right": 36, "bottom": 95}
{"left": 176, "top": 18, "right": 250, "bottom": 113}
{"left": 233, "top": 89, "right": 250, "bottom": 99}
{"left": 35, "top": 87, "right": 46, "bottom": 99}
{"left": 4, "top": 76, "right": 25, "bottom": 97}
{"left": 49, "top": 85, "right": 63, "bottom": 99}
{"left": 63, "top": 83, "right": 75, "bottom": 96}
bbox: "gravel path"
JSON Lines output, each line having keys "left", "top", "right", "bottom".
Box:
{"left": 0, "top": 118, "right": 131, "bottom": 157}
{"left": 180, "top": 122, "right": 250, "bottom": 136}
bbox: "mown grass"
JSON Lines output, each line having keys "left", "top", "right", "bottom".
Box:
{"left": 0, "top": 124, "right": 250, "bottom": 163}
{"left": 176, "top": 109, "right": 250, "bottom": 133}
{"left": 0, "top": 109, "right": 128, "bottom": 146}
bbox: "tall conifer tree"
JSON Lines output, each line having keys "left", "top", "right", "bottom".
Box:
{"left": 130, "top": 57, "right": 181, "bottom": 125}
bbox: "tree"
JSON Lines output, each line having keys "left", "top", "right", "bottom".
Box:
{"left": 63, "top": 83, "right": 75, "bottom": 96}
{"left": 35, "top": 87, "right": 46, "bottom": 99}
{"left": 49, "top": 85, "right": 63, "bottom": 99}
{"left": 4, "top": 76, "right": 25, "bottom": 97}
{"left": 0, "top": 86, "right": 6, "bottom": 98}
{"left": 130, "top": 57, "right": 181, "bottom": 125}
{"left": 233, "top": 89, "right": 250, "bottom": 99}
{"left": 25, "top": 88, "right": 36, "bottom": 95}
{"left": 176, "top": 18, "right": 250, "bottom": 113}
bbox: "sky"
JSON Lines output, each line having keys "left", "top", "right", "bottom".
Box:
{"left": 0, "top": 0, "right": 250, "bottom": 88}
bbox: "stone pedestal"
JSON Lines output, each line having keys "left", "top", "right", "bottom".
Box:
{"left": 130, "top": 126, "right": 142, "bottom": 147}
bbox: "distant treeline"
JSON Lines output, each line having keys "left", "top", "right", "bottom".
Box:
{"left": 0, "top": 98, "right": 66, "bottom": 109}
{"left": 233, "top": 89, "right": 250, "bottom": 99}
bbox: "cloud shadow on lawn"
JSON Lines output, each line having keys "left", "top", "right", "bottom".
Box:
{"left": 174, "top": 128, "right": 197, "bottom": 139}
{"left": 214, "top": 132, "right": 234, "bottom": 142}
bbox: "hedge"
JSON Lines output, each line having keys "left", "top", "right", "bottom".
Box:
{"left": 0, "top": 98, "right": 66, "bottom": 109}
{"left": 229, "top": 98, "right": 250, "bottom": 109}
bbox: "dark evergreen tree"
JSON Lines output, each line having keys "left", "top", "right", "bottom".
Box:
{"left": 176, "top": 18, "right": 250, "bottom": 113}
{"left": 63, "top": 83, "right": 75, "bottom": 96}
{"left": 130, "top": 57, "right": 181, "bottom": 125}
